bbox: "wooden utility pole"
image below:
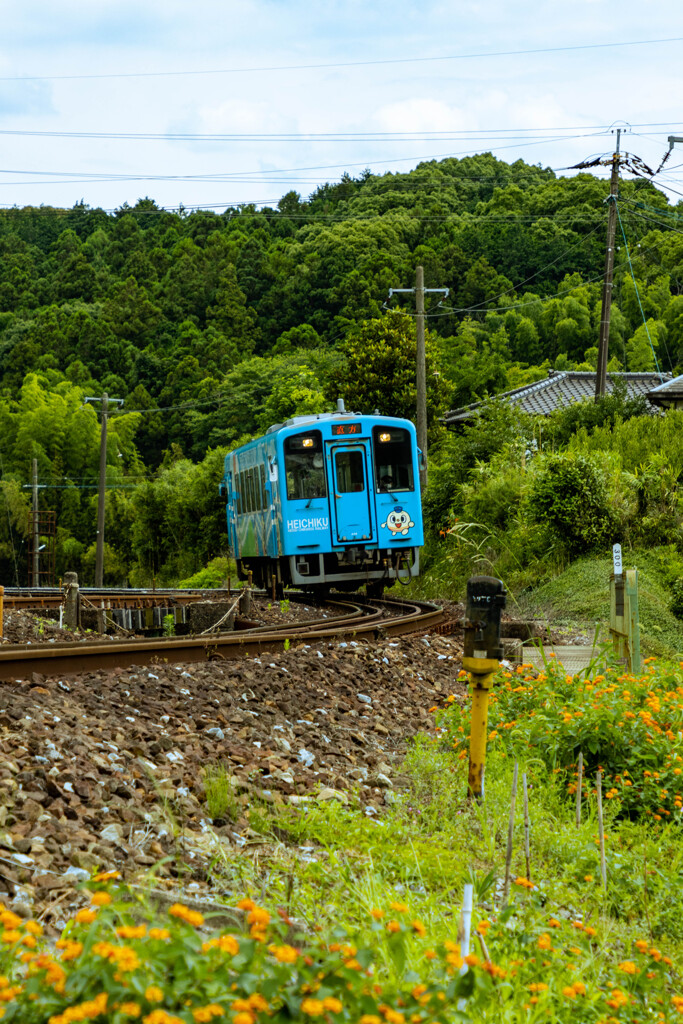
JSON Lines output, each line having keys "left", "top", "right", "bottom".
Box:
{"left": 387, "top": 271, "right": 449, "bottom": 491}
{"left": 32, "top": 458, "right": 39, "bottom": 587}
{"left": 595, "top": 128, "right": 622, "bottom": 399}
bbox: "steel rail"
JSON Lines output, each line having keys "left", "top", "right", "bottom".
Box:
{"left": 0, "top": 597, "right": 443, "bottom": 679}
{"left": 2, "top": 588, "right": 236, "bottom": 610}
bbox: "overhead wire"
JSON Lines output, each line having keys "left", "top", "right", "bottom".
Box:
{"left": 1, "top": 38, "right": 682, "bottom": 82}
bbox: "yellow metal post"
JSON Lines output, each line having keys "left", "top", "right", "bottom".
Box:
{"left": 464, "top": 656, "right": 499, "bottom": 801}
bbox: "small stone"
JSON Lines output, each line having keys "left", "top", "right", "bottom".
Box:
{"left": 356, "top": 694, "right": 372, "bottom": 705}
{"left": 371, "top": 773, "right": 393, "bottom": 789}
{"left": 99, "top": 824, "right": 123, "bottom": 844}
{"left": 316, "top": 788, "right": 348, "bottom": 805}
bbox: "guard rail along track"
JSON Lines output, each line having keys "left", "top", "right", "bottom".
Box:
{"left": 0, "top": 595, "right": 443, "bottom": 679}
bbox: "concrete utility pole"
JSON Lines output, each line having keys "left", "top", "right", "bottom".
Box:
{"left": 95, "top": 393, "right": 108, "bottom": 588}
{"left": 85, "top": 392, "right": 123, "bottom": 587}
{"left": 415, "top": 266, "right": 427, "bottom": 489}
{"left": 387, "top": 269, "right": 449, "bottom": 490}
{"left": 32, "top": 458, "right": 39, "bottom": 586}
{"left": 595, "top": 128, "right": 622, "bottom": 400}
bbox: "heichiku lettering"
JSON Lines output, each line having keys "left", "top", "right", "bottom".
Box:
{"left": 287, "top": 517, "right": 329, "bottom": 532}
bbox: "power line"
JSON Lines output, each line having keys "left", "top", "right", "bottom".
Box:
{"left": 1, "top": 37, "right": 681, "bottom": 82}
{"left": 0, "top": 124, "right": 671, "bottom": 143}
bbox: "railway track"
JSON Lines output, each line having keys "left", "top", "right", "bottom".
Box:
{"left": 0, "top": 595, "right": 443, "bottom": 679}
{"left": 1, "top": 587, "right": 233, "bottom": 610}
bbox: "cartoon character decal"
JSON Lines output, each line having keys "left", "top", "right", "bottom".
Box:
{"left": 381, "top": 506, "right": 415, "bottom": 537}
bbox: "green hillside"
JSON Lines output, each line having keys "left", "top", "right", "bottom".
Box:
{"left": 0, "top": 153, "right": 682, "bottom": 586}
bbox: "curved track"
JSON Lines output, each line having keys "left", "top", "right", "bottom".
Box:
{"left": 0, "top": 595, "right": 443, "bottom": 679}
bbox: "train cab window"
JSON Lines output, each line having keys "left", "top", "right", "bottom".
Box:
{"left": 373, "top": 427, "right": 415, "bottom": 492}
{"left": 285, "top": 431, "right": 327, "bottom": 501}
{"left": 336, "top": 449, "right": 365, "bottom": 493}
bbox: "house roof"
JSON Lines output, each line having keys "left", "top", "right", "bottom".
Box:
{"left": 444, "top": 370, "right": 671, "bottom": 424}
{"left": 647, "top": 373, "right": 683, "bottom": 407}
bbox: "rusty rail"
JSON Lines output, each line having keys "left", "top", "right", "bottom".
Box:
{"left": 0, "top": 597, "right": 443, "bottom": 679}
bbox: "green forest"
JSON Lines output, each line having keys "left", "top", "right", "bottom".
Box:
{"left": 1, "top": 151, "right": 682, "bottom": 611}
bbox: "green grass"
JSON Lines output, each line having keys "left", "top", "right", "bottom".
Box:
{"left": 528, "top": 547, "right": 683, "bottom": 657}
{"left": 204, "top": 735, "right": 683, "bottom": 977}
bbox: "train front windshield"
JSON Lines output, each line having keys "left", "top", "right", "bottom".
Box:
{"left": 373, "top": 427, "right": 415, "bottom": 492}
{"left": 284, "top": 431, "right": 327, "bottom": 500}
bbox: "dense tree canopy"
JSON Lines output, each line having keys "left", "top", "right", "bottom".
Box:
{"left": 0, "top": 153, "right": 680, "bottom": 583}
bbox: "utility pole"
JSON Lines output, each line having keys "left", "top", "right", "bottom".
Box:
{"left": 415, "top": 266, "right": 427, "bottom": 487}
{"left": 595, "top": 128, "right": 622, "bottom": 399}
{"left": 95, "top": 393, "right": 108, "bottom": 588}
{"left": 388, "top": 269, "right": 449, "bottom": 489}
{"left": 85, "top": 393, "right": 123, "bottom": 587}
{"left": 32, "top": 458, "right": 39, "bottom": 587}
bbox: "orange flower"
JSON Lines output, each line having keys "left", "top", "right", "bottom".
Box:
{"left": 169, "top": 904, "right": 204, "bottom": 928}
{"left": 91, "top": 892, "right": 112, "bottom": 907}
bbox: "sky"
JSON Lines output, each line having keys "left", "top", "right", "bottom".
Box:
{"left": 1, "top": 0, "right": 683, "bottom": 212}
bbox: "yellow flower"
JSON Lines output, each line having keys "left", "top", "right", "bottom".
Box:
{"left": 618, "top": 960, "right": 639, "bottom": 975}
{"left": 301, "top": 1000, "right": 325, "bottom": 1017}
{"left": 149, "top": 929, "right": 171, "bottom": 941}
{"left": 121, "top": 1003, "right": 142, "bottom": 1018}
{"left": 146, "top": 986, "right": 164, "bottom": 1003}
{"left": 118, "top": 925, "right": 147, "bottom": 940}
{"left": 269, "top": 944, "right": 298, "bottom": 963}
{"left": 322, "top": 998, "right": 343, "bottom": 1013}
{"left": 192, "top": 1007, "right": 225, "bottom": 1022}
{"left": 169, "top": 904, "right": 204, "bottom": 928}
{"left": 537, "top": 934, "right": 552, "bottom": 951}
{"left": 92, "top": 870, "right": 121, "bottom": 882}
{"left": 0, "top": 912, "right": 22, "bottom": 930}
{"left": 74, "top": 908, "right": 97, "bottom": 925}
{"left": 143, "top": 1012, "right": 186, "bottom": 1024}
{"left": 389, "top": 902, "right": 408, "bottom": 913}
{"left": 203, "top": 935, "right": 240, "bottom": 956}
{"left": 370, "top": 908, "right": 384, "bottom": 920}
{"left": 562, "top": 986, "right": 576, "bottom": 999}
{"left": 91, "top": 892, "right": 112, "bottom": 907}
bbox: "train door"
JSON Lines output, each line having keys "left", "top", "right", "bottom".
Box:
{"left": 328, "top": 442, "right": 376, "bottom": 544}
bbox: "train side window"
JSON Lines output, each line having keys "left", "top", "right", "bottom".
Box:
{"left": 284, "top": 430, "right": 327, "bottom": 500}
{"left": 247, "top": 469, "right": 255, "bottom": 513}
{"left": 373, "top": 427, "right": 415, "bottom": 492}
{"left": 254, "top": 468, "right": 260, "bottom": 511}
{"left": 237, "top": 472, "right": 243, "bottom": 514}
{"left": 260, "top": 466, "right": 266, "bottom": 509}
{"left": 336, "top": 449, "right": 365, "bottom": 493}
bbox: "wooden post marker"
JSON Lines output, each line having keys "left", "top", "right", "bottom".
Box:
{"left": 502, "top": 762, "right": 519, "bottom": 905}
{"left": 522, "top": 772, "right": 531, "bottom": 881}
{"left": 596, "top": 770, "right": 607, "bottom": 892}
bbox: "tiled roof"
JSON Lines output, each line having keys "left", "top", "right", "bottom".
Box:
{"left": 647, "top": 373, "right": 683, "bottom": 407}
{"left": 445, "top": 371, "right": 671, "bottom": 424}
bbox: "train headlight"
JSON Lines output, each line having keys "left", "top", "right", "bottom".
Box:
{"left": 302, "top": 438, "right": 314, "bottom": 448}
{"left": 379, "top": 432, "right": 391, "bottom": 443}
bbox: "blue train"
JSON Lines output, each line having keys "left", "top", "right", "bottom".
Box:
{"left": 220, "top": 402, "right": 424, "bottom": 597}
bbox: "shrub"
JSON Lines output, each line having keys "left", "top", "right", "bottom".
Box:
{"left": 437, "top": 658, "right": 683, "bottom": 822}
{"left": 527, "top": 452, "right": 617, "bottom": 557}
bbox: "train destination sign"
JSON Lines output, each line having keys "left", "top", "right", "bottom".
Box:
{"left": 332, "top": 423, "right": 361, "bottom": 435}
